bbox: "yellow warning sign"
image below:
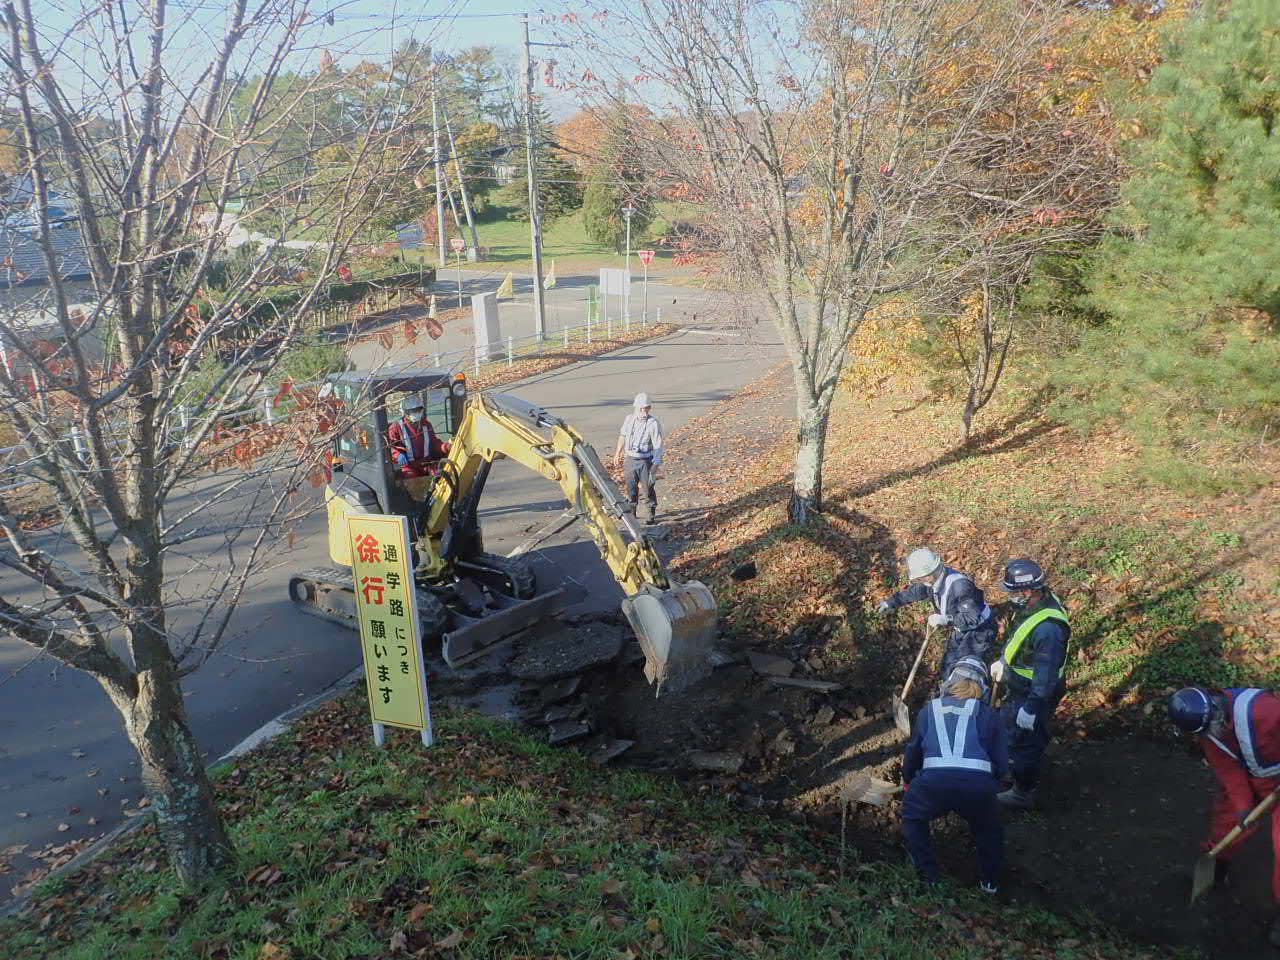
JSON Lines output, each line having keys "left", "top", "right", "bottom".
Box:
{"left": 348, "top": 514, "right": 430, "bottom": 735}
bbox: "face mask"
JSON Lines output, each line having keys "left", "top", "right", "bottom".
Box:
{"left": 1009, "top": 593, "right": 1030, "bottom": 609}
{"left": 408, "top": 411, "right": 423, "bottom": 423}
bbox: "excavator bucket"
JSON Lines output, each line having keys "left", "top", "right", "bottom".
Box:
{"left": 621, "top": 579, "right": 718, "bottom": 695}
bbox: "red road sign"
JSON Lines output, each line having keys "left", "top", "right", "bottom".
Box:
{"left": 637, "top": 249, "right": 655, "bottom": 265}
{"left": 450, "top": 238, "right": 465, "bottom": 252}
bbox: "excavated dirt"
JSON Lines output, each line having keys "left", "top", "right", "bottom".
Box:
{"left": 432, "top": 359, "right": 1275, "bottom": 958}
{"left": 489, "top": 631, "right": 1276, "bottom": 960}
{"left": 429, "top": 588, "right": 1275, "bottom": 959}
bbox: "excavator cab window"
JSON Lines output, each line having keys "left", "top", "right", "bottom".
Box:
{"left": 332, "top": 382, "right": 375, "bottom": 468}
{"left": 425, "top": 386, "right": 455, "bottom": 440}
{"left": 386, "top": 384, "right": 455, "bottom": 441}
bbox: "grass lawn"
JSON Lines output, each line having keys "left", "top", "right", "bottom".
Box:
{"left": 2, "top": 697, "right": 1171, "bottom": 960}
{"left": 411, "top": 203, "right": 710, "bottom": 281}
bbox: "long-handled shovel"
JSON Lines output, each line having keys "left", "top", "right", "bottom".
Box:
{"left": 1189, "top": 784, "right": 1280, "bottom": 904}
{"left": 892, "top": 623, "right": 935, "bottom": 737}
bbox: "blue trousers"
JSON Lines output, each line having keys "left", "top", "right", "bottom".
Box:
{"left": 1001, "top": 695, "right": 1055, "bottom": 791}
{"left": 902, "top": 771, "right": 1004, "bottom": 885}
{"left": 939, "top": 624, "right": 997, "bottom": 687}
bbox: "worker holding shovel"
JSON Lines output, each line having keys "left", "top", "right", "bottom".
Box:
{"left": 878, "top": 548, "right": 996, "bottom": 683}
{"left": 989, "top": 558, "right": 1069, "bottom": 811}
{"left": 901, "top": 657, "right": 1007, "bottom": 893}
{"left": 1168, "top": 686, "right": 1280, "bottom": 948}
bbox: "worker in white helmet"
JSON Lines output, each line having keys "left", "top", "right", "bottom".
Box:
{"left": 878, "top": 548, "right": 996, "bottom": 683}
{"left": 612, "top": 392, "right": 663, "bottom": 524}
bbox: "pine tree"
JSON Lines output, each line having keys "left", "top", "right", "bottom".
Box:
{"left": 580, "top": 105, "right": 654, "bottom": 252}
{"left": 498, "top": 102, "right": 582, "bottom": 222}
{"left": 1054, "top": 0, "right": 1280, "bottom": 491}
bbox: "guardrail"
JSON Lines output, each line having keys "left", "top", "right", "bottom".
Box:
{"left": 0, "top": 306, "right": 664, "bottom": 494}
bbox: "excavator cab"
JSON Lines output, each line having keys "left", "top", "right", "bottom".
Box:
{"left": 293, "top": 374, "right": 718, "bottom": 695}
{"left": 325, "top": 369, "right": 466, "bottom": 541}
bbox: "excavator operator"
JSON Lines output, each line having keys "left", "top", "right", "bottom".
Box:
{"left": 387, "top": 396, "right": 449, "bottom": 478}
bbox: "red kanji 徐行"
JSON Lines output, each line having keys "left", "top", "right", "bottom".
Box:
{"left": 354, "top": 533, "right": 381, "bottom": 565}
{"left": 360, "top": 575, "right": 385, "bottom": 605}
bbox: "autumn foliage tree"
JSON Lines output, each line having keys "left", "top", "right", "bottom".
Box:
{"left": 0, "top": 0, "right": 433, "bottom": 888}
{"left": 563, "top": 0, "right": 1080, "bottom": 521}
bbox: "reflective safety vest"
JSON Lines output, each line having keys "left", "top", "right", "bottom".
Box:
{"left": 921, "top": 698, "right": 995, "bottom": 775}
{"left": 1002, "top": 596, "right": 1070, "bottom": 682}
{"left": 1208, "top": 688, "right": 1280, "bottom": 780}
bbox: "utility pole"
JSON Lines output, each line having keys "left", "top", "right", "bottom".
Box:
{"left": 522, "top": 13, "right": 547, "bottom": 340}
{"left": 441, "top": 101, "right": 480, "bottom": 260}
{"left": 622, "top": 204, "right": 634, "bottom": 322}
{"left": 431, "top": 62, "right": 447, "bottom": 271}
{"left": 622, "top": 204, "right": 634, "bottom": 272}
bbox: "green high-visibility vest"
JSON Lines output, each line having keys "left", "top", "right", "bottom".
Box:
{"left": 1002, "top": 599, "right": 1070, "bottom": 682}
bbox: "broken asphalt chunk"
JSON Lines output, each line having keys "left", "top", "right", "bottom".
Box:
{"left": 747, "top": 651, "right": 795, "bottom": 678}
{"left": 547, "top": 720, "right": 591, "bottom": 746}
{"left": 586, "top": 738, "right": 635, "bottom": 766}
{"left": 688, "top": 751, "right": 745, "bottom": 774}
{"left": 768, "top": 676, "right": 843, "bottom": 692}
{"left": 539, "top": 676, "right": 581, "bottom": 706}
{"left": 510, "top": 623, "right": 623, "bottom": 681}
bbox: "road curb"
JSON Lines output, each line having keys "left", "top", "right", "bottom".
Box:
{"left": 0, "top": 666, "right": 365, "bottom": 921}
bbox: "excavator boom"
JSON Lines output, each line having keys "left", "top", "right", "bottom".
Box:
{"left": 299, "top": 374, "right": 717, "bottom": 695}
{"left": 424, "top": 392, "right": 717, "bottom": 693}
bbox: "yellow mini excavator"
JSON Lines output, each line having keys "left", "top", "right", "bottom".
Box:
{"left": 289, "top": 368, "right": 717, "bottom": 694}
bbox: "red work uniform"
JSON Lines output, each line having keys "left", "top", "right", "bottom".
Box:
{"left": 386, "top": 416, "right": 449, "bottom": 478}
{"left": 1199, "top": 687, "right": 1280, "bottom": 903}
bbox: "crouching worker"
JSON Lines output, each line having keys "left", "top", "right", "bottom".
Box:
{"left": 902, "top": 656, "right": 1008, "bottom": 893}
{"left": 1168, "top": 686, "right": 1280, "bottom": 948}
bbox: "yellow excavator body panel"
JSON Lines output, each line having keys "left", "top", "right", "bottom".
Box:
{"left": 325, "top": 485, "right": 360, "bottom": 567}
{"left": 298, "top": 383, "right": 717, "bottom": 694}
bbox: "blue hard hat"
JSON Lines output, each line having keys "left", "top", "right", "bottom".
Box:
{"left": 945, "top": 656, "right": 989, "bottom": 696}
{"left": 1001, "top": 558, "right": 1046, "bottom": 592}
{"left": 1168, "top": 687, "right": 1216, "bottom": 734}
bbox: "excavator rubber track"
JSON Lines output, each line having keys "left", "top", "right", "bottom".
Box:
{"left": 288, "top": 565, "right": 564, "bottom": 666}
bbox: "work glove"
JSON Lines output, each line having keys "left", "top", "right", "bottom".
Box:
{"left": 1015, "top": 706, "right": 1036, "bottom": 731}
{"left": 878, "top": 599, "right": 892, "bottom": 614}
{"left": 989, "top": 659, "right": 1006, "bottom": 683}
{"left": 395, "top": 452, "right": 409, "bottom": 467}
{"left": 927, "top": 612, "right": 950, "bottom": 629}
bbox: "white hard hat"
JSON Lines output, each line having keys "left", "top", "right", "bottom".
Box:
{"left": 401, "top": 396, "right": 424, "bottom": 413}
{"left": 633, "top": 392, "right": 651, "bottom": 408}
{"left": 906, "top": 547, "right": 942, "bottom": 581}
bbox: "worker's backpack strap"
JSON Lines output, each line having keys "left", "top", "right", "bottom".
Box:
{"left": 1233, "top": 689, "right": 1280, "bottom": 779}
{"left": 1002, "top": 604, "right": 1070, "bottom": 682}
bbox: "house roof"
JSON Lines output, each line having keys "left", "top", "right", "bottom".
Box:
{"left": 0, "top": 223, "right": 92, "bottom": 288}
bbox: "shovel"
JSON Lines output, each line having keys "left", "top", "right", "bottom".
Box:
{"left": 892, "top": 623, "right": 935, "bottom": 737}
{"left": 840, "top": 772, "right": 901, "bottom": 808}
{"left": 1189, "top": 784, "right": 1280, "bottom": 904}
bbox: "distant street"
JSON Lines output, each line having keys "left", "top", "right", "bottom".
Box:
{"left": 0, "top": 300, "right": 784, "bottom": 901}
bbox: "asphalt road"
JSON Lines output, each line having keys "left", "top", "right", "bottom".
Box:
{"left": 0, "top": 318, "right": 784, "bottom": 900}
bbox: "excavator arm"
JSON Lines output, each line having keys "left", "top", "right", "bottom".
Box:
{"left": 422, "top": 392, "right": 717, "bottom": 693}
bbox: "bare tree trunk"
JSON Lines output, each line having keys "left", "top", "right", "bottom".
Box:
{"left": 106, "top": 665, "right": 233, "bottom": 885}
{"left": 790, "top": 395, "right": 831, "bottom": 524}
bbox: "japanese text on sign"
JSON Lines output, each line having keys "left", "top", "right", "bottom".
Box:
{"left": 348, "top": 516, "right": 430, "bottom": 732}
